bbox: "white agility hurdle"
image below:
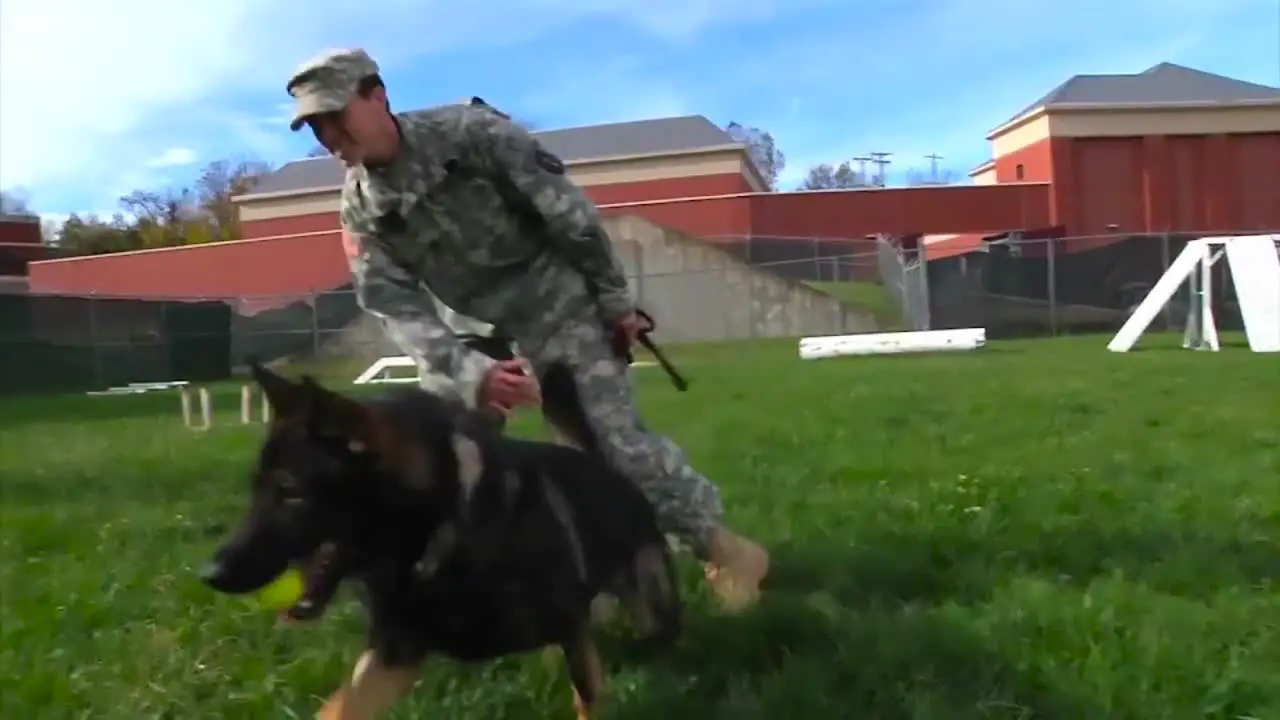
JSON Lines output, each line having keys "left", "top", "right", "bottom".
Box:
{"left": 1108, "top": 234, "right": 1280, "bottom": 353}
{"left": 353, "top": 354, "right": 658, "bottom": 385}
{"left": 86, "top": 380, "right": 189, "bottom": 397}
{"left": 798, "top": 327, "right": 987, "bottom": 360}
{"left": 354, "top": 356, "right": 420, "bottom": 385}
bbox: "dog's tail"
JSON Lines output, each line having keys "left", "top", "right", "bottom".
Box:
{"left": 620, "top": 540, "right": 682, "bottom": 647}
{"left": 539, "top": 362, "right": 601, "bottom": 456}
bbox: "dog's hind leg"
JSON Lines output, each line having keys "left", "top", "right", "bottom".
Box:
{"left": 316, "top": 650, "right": 420, "bottom": 720}
{"left": 560, "top": 622, "right": 604, "bottom": 720}
{"left": 614, "top": 541, "right": 682, "bottom": 646}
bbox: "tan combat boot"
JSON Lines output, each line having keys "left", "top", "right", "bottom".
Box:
{"left": 703, "top": 526, "right": 770, "bottom": 612}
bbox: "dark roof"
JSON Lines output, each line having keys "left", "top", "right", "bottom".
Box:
{"left": 999, "top": 62, "right": 1280, "bottom": 128}
{"left": 244, "top": 114, "right": 739, "bottom": 197}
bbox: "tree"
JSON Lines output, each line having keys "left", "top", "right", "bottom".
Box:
{"left": 904, "top": 168, "right": 958, "bottom": 186}
{"left": 56, "top": 213, "right": 143, "bottom": 255}
{"left": 118, "top": 188, "right": 199, "bottom": 247}
{"left": 0, "top": 189, "right": 31, "bottom": 215}
{"left": 192, "top": 159, "right": 273, "bottom": 240}
{"left": 724, "top": 122, "right": 785, "bottom": 191}
{"left": 40, "top": 218, "right": 62, "bottom": 245}
{"left": 44, "top": 155, "right": 275, "bottom": 257}
{"left": 798, "top": 161, "right": 868, "bottom": 190}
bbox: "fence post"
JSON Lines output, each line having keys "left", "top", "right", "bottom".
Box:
{"left": 918, "top": 238, "right": 932, "bottom": 331}
{"left": 311, "top": 290, "right": 321, "bottom": 358}
{"left": 1158, "top": 233, "right": 1172, "bottom": 331}
{"left": 159, "top": 298, "right": 171, "bottom": 382}
{"left": 716, "top": 266, "right": 728, "bottom": 340}
{"left": 1047, "top": 237, "right": 1058, "bottom": 336}
{"left": 89, "top": 292, "right": 102, "bottom": 390}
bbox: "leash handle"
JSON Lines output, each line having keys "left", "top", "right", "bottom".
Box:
{"left": 631, "top": 310, "right": 689, "bottom": 392}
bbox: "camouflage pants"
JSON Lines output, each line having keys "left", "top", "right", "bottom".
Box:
{"left": 533, "top": 314, "right": 724, "bottom": 559}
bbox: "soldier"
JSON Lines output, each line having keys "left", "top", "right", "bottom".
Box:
{"left": 285, "top": 48, "right": 769, "bottom": 611}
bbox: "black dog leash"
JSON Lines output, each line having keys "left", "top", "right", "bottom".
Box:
{"left": 463, "top": 309, "right": 688, "bottom": 393}
{"left": 613, "top": 309, "right": 688, "bottom": 392}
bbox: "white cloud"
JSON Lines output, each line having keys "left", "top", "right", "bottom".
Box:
{"left": 4, "top": 0, "right": 1264, "bottom": 214}
{"left": 519, "top": 55, "right": 693, "bottom": 127}
{"left": 0, "top": 0, "right": 804, "bottom": 214}
{"left": 0, "top": 0, "right": 265, "bottom": 197}
{"left": 765, "top": 0, "right": 1267, "bottom": 187}
{"left": 145, "top": 147, "right": 198, "bottom": 169}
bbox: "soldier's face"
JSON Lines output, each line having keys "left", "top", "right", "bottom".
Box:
{"left": 309, "top": 91, "right": 396, "bottom": 168}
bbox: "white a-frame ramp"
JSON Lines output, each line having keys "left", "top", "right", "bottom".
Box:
{"left": 1107, "top": 234, "right": 1280, "bottom": 353}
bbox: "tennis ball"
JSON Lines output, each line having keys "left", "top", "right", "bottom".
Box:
{"left": 254, "top": 568, "right": 304, "bottom": 612}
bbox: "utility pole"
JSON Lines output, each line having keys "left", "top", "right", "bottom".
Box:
{"left": 925, "top": 153, "right": 943, "bottom": 184}
{"left": 869, "top": 152, "right": 892, "bottom": 187}
{"left": 852, "top": 156, "right": 872, "bottom": 187}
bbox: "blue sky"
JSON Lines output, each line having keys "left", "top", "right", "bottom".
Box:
{"left": 1, "top": 0, "right": 1277, "bottom": 219}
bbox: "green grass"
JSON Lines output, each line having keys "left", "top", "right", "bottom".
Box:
{"left": 4, "top": 335, "right": 1280, "bottom": 719}
{"left": 806, "top": 280, "right": 905, "bottom": 328}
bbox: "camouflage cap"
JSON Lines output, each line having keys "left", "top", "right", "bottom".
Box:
{"left": 285, "top": 48, "right": 380, "bottom": 131}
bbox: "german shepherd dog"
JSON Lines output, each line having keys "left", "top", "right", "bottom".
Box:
{"left": 200, "top": 363, "right": 681, "bottom": 719}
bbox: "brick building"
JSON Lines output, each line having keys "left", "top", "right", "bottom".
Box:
{"left": 0, "top": 214, "right": 43, "bottom": 292}
{"left": 969, "top": 62, "right": 1280, "bottom": 245}
{"left": 24, "top": 62, "right": 1280, "bottom": 297}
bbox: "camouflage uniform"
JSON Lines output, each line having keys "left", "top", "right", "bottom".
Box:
{"left": 286, "top": 49, "right": 767, "bottom": 608}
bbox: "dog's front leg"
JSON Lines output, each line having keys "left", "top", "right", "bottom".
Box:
{"left": 316, "top": 650, "right": 420, "bottom": 720}
{"left": 561, "top": 622, "right": 604, "bottom": 720}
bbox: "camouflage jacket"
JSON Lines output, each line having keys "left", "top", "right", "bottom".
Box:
{"left": 339, "top": 101, "right": 633, "bottom": 406}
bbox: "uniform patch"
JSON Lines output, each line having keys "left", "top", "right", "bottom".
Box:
{"left": 535, "top": 149, "right": 565, "bottom": 176}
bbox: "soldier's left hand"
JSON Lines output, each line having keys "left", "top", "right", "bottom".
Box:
{"left": 615, "top": 312, "right": 644, "bottom": 349}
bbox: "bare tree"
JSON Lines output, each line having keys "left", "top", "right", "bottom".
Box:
{"left": 0, "top": 190, "right": 31, "bottom": 215}
{"left": 725, "top": 122, "right": 785, "bottom": 191}
{"left": 904, "top": 168, "right": 959, "bottom": 186}
{"left": 54, "top": 213, "right": 143, "bottom": 255}
{"left": 193, "top": 159, "right": 273, "bottom": 240}
{"left": 799, "top": 161, "right": 868, "bottom": 190}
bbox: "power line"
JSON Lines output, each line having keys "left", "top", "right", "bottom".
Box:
{"left": 852, "top": 156, "right": 871, "bottom": 186}
{"left": 925, "top": 153, "right": 944, "bottom": 183}
{"left": 869, "top": 152, "right": 892, "bottom": 187}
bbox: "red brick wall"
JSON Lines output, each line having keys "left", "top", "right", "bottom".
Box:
{"left": 239, "top": 174, "right": 754, "bottom": 240}
{"left": 0, "top": 217, "right": 42, "bottom": 245}
{"left": 1054, "top": 132, "right": 1280, "bottom": 245}
{"left": 995, "top": 137, "right": 1053, "bottom": 183}
{"left": 27, "top": 233, "right": 348, "bottom": 297}
{"left": 29, "top": 184, "right": 1057, "bottom": 297}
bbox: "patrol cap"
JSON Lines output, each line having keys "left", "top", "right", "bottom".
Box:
{"left": 285, "top": 48, "right": 380, "bottom": 131}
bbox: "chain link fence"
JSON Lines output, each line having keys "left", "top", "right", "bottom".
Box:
{"left": 919, "top": 231, "right": 1280, "bottom": 339}
{"left": 3, "top": 231, "right": 1275, "bottom": 396}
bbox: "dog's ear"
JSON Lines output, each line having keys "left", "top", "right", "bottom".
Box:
{"left": 298, "top": 375, "right": 388, "bottom": 456}
{"left": 294, "top": 376, "right": 438, "bottom": 489}
{"left": 249, "top": 360, "right": 307, "bottom": 416}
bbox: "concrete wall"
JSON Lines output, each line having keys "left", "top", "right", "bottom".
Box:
{"left": 318, "top": 214, "right": 880, "bottom": 363}
{"left": 605, "top": 215, "right": 878, "bottom": 342}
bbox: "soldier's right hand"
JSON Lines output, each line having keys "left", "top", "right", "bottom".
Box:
{"left": 481, "top": 360, "right": 542, "bottom": 416}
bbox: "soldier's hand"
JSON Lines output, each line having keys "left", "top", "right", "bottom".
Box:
{"left": 616, "top": 312, "right": 644, "bottom": 347}
{"left": 609, "top": 311, "right": 648, "bottom": 361}
{"left": 481, "top": 360, "right": 542, "bottom": 416}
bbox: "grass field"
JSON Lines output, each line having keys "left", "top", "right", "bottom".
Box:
{"left": 3, "top": 335, "right": 1280, "bottom": 719}
{"left": 807, "top": 280, "right": 905, "bottom": 328}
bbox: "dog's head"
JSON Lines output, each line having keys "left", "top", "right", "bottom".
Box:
{"left": 200, "top": 363, "right": 465, "bottom": 621}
